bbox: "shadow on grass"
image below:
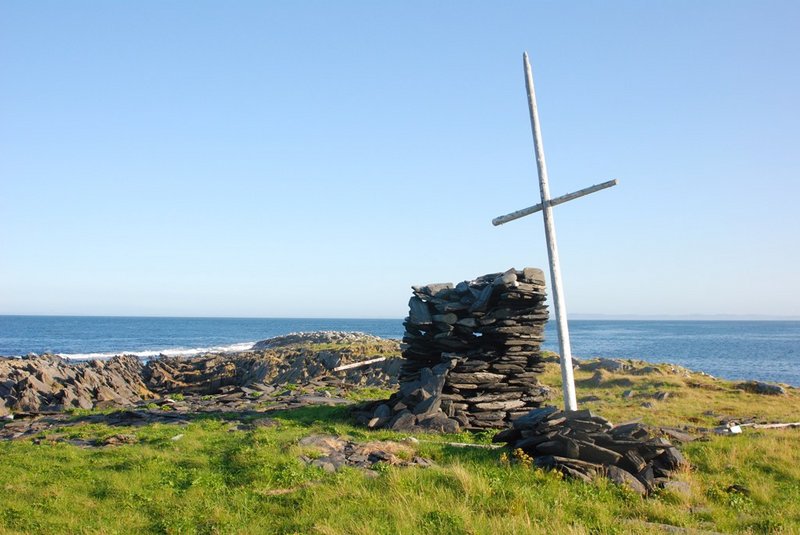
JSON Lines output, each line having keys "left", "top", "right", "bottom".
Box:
{"left": 270, "top": 405, "right": 356, "bottom": 426}
{"left": 437, "top": 444, "right": 501, "bottom": 464}
{"left": 576, "top": 377, "right": 635, "bottom": 389}
{"left": 2, "top": 403, "right": 367, "bottom": 440}
{"left": 62, "top": 408, "right": 268, "bottom": 427}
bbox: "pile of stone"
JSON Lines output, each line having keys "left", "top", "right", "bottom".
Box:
{"left": 297, "top": 434, "right": 433, "bottom": 476}
{"left": 356, "top": 268, "right": 553, "bottom": 432}
{"left": 493, "top": 407, "right": 687, "bottom": 495}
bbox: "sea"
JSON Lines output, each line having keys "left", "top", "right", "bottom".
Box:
{"left": 0, "top": 316, "right": 798, "bottom": 387}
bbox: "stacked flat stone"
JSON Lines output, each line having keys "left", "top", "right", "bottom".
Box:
{"left": 493, "top": 407, "right": 687, "bottom": 495}
{"left": 357, "top": 268, "right": 553, "bottom": 432}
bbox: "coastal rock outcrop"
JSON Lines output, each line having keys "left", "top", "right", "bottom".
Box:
{"left": 0, "top": 354, "right": 152, "bottom": 415}
{"left": 0, "top": 332, "right": 401, "bottom": 415}
{"left": 252, "top": 331, "right": 387, "bottom": 350}
{"left": 356, "top": 268, "right": 554, "bottom": 432}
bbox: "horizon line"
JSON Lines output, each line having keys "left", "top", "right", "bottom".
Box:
{"left": 1, "top": 313, "right": 799, "bottom": 321}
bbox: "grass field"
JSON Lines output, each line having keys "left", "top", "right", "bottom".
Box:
{"left": 1, "top": 358, "right": 798, "bottom": 534}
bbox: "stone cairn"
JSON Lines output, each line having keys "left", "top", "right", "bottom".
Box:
{"left": 493, "top": 407, "right": 688, "bottom": 495}
{"left": 357, "top": 268, "right": 553, "bottom": 433}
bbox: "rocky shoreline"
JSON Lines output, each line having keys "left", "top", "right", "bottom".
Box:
{"left": 0, "top": 331, "right": 401, "bottom": 417}
{"left": 2, "top": 329, "right": 790, "bottom": 422}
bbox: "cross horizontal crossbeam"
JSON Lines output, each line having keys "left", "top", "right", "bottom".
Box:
{"left": 492, "top": 179, "right": 618, "bottom": 226}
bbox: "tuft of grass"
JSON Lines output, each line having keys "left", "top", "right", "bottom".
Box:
{"left": 344, "top": 387, "right": 395, "bottom": 402}
{"left": 538, "top": 357, "right": 800, "bottom": 428}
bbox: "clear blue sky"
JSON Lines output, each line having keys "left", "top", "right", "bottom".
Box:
{"left": 1, "top": 1, "right": 798, "bottom": 318}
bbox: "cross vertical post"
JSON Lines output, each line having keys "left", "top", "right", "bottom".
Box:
{"left": 492, "top": 53, "right": 617, "bottom": 411}
{"left": 521, "top": 52, "right": 578, "bottom": 411}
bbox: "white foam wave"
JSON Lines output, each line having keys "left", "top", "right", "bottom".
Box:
{"left": 57, "top": 341, "right": 256, "bottom": 361}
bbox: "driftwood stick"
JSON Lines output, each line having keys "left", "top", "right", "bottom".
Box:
{"left": 417, "top": 440, "right": 502, "bottom": 449}
{"left": 332, "top": 357, "right": 387, "bottom": 372}
{"left": 751, "top": 422, "right": 800, "bottom": 429}
{"left": 733, "top": 422, "right": 800, "bottom": 430}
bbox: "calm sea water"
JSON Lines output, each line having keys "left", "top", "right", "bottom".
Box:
{"left": 0, "top": 316, "right": 798, "bottom": 386}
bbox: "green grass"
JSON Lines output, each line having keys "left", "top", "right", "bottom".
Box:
{"left": 1, "top": 359, "right": 798, "bottom": 534}
{"left": 344, "top": 387, "right": 395, "bottom": 402}
{"left": 301, "top": 340, "right": 402, "bottom": 359}
{"left": 541, "top": 355, "right": 800, "bottom": 428}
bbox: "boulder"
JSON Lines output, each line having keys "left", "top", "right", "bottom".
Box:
{"left": 735, "top": 381, "right": 786, "bottom": 396}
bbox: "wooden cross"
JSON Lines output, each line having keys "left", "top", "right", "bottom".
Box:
{"left": 493, "top": 52, "right": 618, "bottom": 411}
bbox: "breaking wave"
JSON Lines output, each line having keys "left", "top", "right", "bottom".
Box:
{"left": 56, "top": 341, "right": 256, "bottom": 361}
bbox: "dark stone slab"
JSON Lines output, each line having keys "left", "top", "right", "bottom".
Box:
{"left": 408, "top": 296, "right": 432, "bottom": 325}
{"left": 514, "top": 433, "right": 557, "bottom": 451}
{"left": 491, "top": 427, "right": 521, "bottom": 443}
{"left": 621, "top": 449, "right": 647, "bottom": 474}
{"left": 417, "top": 412, "right": 460, "bottom": 433}
{"left": 412, "top": 396, "right": 441, "bottom": 416}
{"left": 512, "top": 407, "right": 559, "bottom": 429}
{"left": 390, "top": 410, "right": 417, "bottom": 431}
{"left": 658, "top": 428, "right": 696, "bottom": 444}
{"left": 656, "top": 447, "right": 686, "bottom": 470}
{"left": 635, "top": 464, "right": 656, "bottom": 492}
{"left": 606, "top": 465, "right": 647, "bottom": 495}
{"left": 573, "top": 440, "right": 622, "bottom": 465}
{"left": 535, "top": 438, "right": 579, "bottom": 458}
{"left": 374, "top": 404, "right": 392, "bottom": 419}
{"left": 412, "top": 283, "right": 454, "bottom": 297}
